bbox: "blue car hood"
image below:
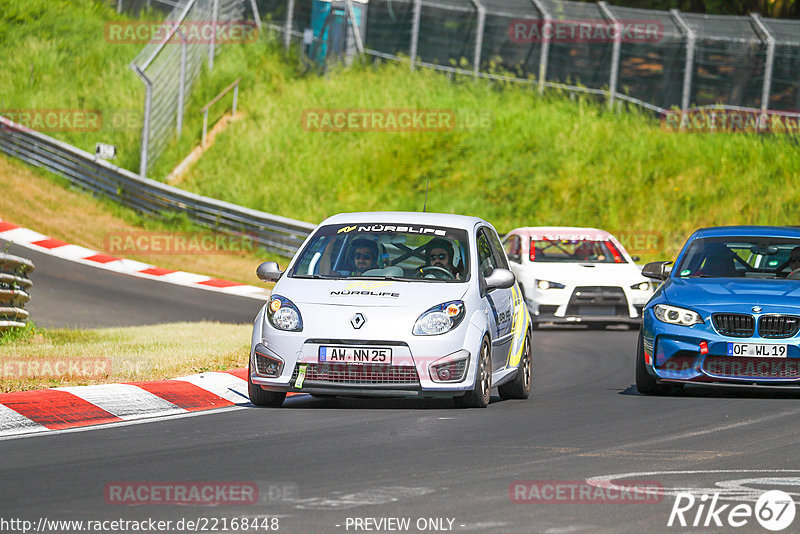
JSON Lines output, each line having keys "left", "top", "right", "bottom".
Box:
{"left": 664, "top": 278, "right": 800, "bottom": 308}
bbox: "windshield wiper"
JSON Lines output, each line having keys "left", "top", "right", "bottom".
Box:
{"left": 350, "top": 275, "right": 415, "bottom": 281}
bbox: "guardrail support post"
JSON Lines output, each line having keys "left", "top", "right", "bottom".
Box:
{"left": 531, "top": 0, "right": 551, "bottom": 94}
{"left": 751, "top": 13, "right": 776, "bottom": 116}
{"left": 410, "top": 0, "right": 422, "bottom": 70}
{"left": 285, "top": 0, "right": 296, "bottom": 50}
{"left": 599, "top": 2, "right": 622, "bottom": 108}
{"left": 671, "top": 9, "right": 696, "bottom": 128}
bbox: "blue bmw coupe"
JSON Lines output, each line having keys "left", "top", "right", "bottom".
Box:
{"left": 637, "top": 226, "right": 800, "bottom": 394}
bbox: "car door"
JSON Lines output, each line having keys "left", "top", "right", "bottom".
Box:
{"left": 476, "top": 227, "right": 514, "bottom": 373}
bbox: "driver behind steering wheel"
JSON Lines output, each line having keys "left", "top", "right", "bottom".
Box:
{"left": 421, "top": 238, "right": 462, "bottom": 279}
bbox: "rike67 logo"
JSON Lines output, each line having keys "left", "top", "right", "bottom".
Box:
{"left": 669, "top": 490, "right": 796, "bottom": 531}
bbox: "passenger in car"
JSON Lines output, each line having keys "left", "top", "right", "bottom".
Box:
{"left": 349, "top": 238, "right": 379, "bottom": 275}
{"left": 700, "top": 246, "right": 739, "bottom": 277}
{"left": 425, "top": 238, "right": 463, "bottom": 279}
{"left": 786, "top": 247, "right": 800, "bottom": 279}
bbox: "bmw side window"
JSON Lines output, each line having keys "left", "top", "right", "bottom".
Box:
{"left": 477, "top": 229, "right": 498, "bottom": 277}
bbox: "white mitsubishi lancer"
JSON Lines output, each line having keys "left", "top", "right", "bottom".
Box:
{"left": 502, "top": 227, "right": 654, "bottom": 329}
{"left": 248, "top": 212, "right": 532, "bottom": 408}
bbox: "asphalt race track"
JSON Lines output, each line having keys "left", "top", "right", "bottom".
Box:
{"left": 1, "top": 240, "right": 264, "bottom": 328}
{"left": 3, "top": 247, "right": 800, "bottom": 533}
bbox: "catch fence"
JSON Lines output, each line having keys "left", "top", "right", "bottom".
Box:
{"left": 260, "top": 0, "right": 800, "bottom": 116}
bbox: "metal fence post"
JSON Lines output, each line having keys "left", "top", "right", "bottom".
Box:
{"left": 131, "top": 64, "right": 153, "bottom": 178}
{"left": 598, "top": 2, "right": 621, "bottom": 108}
{"left": 530, "top": 0, "right": 551, "bottom": 94}
{"left": 469, "top": 0, "right": 486, "bottom": 79}
{"left": 285, "top": 0, "right": 296, "bottom": 51}
{"left": 410, "top": 0, "right": 422, "bottom": 70}
{"left": 176, "top": 27, "right": 188, "bottom": 136}
{"left": 751, "top": 13, "right": 776, "bottom": 115}
{"left": 249, "top": 0, "right": 262, "bottom": 30}
{"left": 117, "top": 0, "right": 123, "bottom": 14}
{"left": 233, "top": 84, "right": 239, "bottom": 115}
{"left": 208, "top": 0, "right": 220, "bottom": 69}
{"left": 345, "top": 0, "right": 365, "bottom": 58}
{"left": 671, "top": 9, "right": 696, "bottom": 125}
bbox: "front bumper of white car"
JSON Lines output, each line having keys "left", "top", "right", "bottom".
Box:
{"left": 249, "top": 307, "right": 487, "bottom": 398}
{"left": 527, "top": 284, "right": 652, "bottom": 324}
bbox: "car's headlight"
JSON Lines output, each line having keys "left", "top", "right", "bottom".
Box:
{"left": 413, "top": 301, "right": 465, "bottom": 336}
{"left": 267, "top": 295, "right": 303, "bottom": 331}
{"left": 631, "top": 281, "right": 651, "bottom": 291}
{"left": 654, "top": 304, "right": 703, "bottom": 326}
{"left": 537, "top": 280, "right": 566, "bottom": 290}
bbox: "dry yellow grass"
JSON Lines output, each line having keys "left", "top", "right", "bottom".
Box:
{"left": 0, "top": 154, "right": 284, "bottom": 286}
{"left": 0, "top": 322, "right": 251, "bottom": 393}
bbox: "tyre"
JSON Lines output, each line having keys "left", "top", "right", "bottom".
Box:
{"left": 498, "top": 332, "right": 532, "bottom": 400}
{"left": 248, "top": 358, "right": 287, "bottom": 407}
{"left": 635, "top": 332, "right": 669, "bottom": 395}
{"left": 454, "top": 337, "right": 492, "bottom": 408}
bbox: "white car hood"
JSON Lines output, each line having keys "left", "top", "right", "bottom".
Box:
{"left": 273, "top": 277, "right": 468, "bottom": 309}
{"left": 530, "top": 262, "right": 646, "bottom": 285}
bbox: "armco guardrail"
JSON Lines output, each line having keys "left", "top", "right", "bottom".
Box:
{"left": 0, "top": 253, "right": 34, "bottom": 332}
{"left": 0, "top": 116, "right": 316, "bottom": 257}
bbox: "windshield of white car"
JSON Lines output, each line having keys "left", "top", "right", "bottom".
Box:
{"left": 676, "top": 236, "right": 800, "bottom": 279}
{"left": 530, "top": 238, "right": 627, "bottom": 263}
{"left": 289, "top": 224, "right": 470, "bottom": 282}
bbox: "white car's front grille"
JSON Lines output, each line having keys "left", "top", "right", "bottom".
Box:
{"left": 291, "top": 363, "right": 420, "bottom": 386}
{"left": 565, "top": 286, "right": 629, "bottom": 317}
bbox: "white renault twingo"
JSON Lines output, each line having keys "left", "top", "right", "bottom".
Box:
{"left": 249, "top": 212, "right": 532, "bottom": 408}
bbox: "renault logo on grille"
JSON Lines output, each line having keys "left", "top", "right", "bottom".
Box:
{"left": 350, "top": 313, "right": 366, "bottom": 329}
{"left": 752, "top": 306, "right": 762, "bottom": 313}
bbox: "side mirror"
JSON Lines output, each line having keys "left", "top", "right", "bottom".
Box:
{"left": 631, "top": 256, "right": 641, "bottom": 262}
{"left": 484, "top": 268, "right": 516, "bottom": 291}
{"left": 642, "top": 261, "right": 672, "bottom": 281}
{"left": 256, "top": 261, "right": 283, "bottom": 282}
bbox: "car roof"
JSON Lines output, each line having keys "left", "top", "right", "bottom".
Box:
{"left": 319, "top": 211, "right": 489, "bottom": 231}
{"left": 693, "top": 226, "right": 800, "bottom": 239}
{"left": 507, "top": 226, "right": 613, "bottom": 240}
